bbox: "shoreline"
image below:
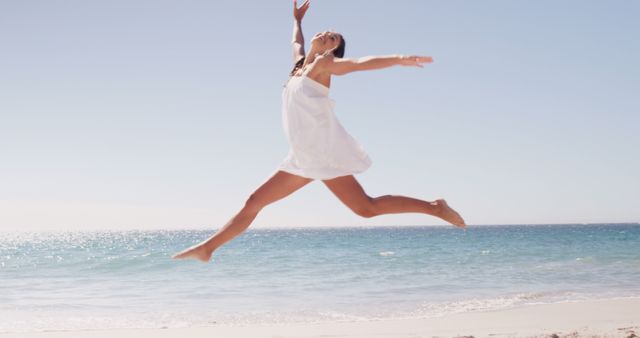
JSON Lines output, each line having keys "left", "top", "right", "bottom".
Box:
{"left": 2, "top": 297, "right": 639, "bottom": 338}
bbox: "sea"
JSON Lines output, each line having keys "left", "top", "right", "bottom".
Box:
{"left": 1, "top": 223, "right": 639, "bottom": 333}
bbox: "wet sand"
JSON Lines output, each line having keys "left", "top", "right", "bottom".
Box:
{"left": 1, "top": 297, "right": 638, "bottom": 338}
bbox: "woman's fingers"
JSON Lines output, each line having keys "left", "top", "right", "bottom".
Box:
{"left": 409, "top": 56, "right": 433, "bottom": 64}
{"left": 398, "top": 55, "right": 434, "bottom": 67}
{"left": 295, "top": 0, "right": 309, "bottom": 10}
{"left": 294, "top": 0, "right": 310, "bottom": 20}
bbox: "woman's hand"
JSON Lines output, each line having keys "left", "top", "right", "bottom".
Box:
{"left": 398, "top": 55, "right": 434, "bottom": 68}
{"left": 293, "top": 0, "right": 310, "bottom": 22}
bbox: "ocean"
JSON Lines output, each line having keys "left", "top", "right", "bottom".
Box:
{"left": 1, "top": 224, "right": 639, "bottom": 333}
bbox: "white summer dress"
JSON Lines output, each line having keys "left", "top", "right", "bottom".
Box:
{"left": 277, "top": 75, "right": 372, "bottom": 180}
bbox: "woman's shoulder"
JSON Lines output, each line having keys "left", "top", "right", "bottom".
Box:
{"left": 305, "top": 54, "right": 334, "bottom": 77}
{"left": 306, "top": 53, "right": 334, "bottom": 67}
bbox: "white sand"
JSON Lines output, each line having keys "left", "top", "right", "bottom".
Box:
{"left": 2, "top": 297, "right": 639, "bottom": 338}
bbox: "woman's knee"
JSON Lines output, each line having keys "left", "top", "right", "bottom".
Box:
{"left": 351, "top": 198, "right": 378, "bottom": 218}
{"left": 243, "top": 193, "right": 266, "bottom": 214}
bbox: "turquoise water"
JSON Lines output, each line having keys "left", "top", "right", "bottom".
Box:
{"left": 1, "top": 224, "right": 639, "bottom": 332}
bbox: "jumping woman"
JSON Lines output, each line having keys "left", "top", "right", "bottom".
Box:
{"left": 173, "top": 0, "right": 465, "bottom": 262}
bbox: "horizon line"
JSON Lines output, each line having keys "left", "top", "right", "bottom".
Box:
{"left": 1, "top": 222, "right": 638, "bottom": 233}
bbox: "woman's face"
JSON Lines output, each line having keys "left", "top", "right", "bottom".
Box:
{"left": 310, "top": 31, "right": 341, "bottom": 53}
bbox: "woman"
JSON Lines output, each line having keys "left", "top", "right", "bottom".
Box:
{"left": 173, "top": 0, "right": 465, "bottom": 262}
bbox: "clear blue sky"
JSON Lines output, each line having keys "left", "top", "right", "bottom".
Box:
{"left": 1, "top": 1, "right": 638, "bottom": 231}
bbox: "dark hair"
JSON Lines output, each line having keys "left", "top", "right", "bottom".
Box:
{"left": 290, "top": 57, "right": 306, "bottom": 77}
{"left": 334, "top": 34, "right": 346, "bottom": 58}
{"left": 289, "top": 34, "right": 346, "bottom": 76}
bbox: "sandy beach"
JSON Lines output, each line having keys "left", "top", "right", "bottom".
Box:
{"left": 2, "top": 297, "right": 638, "bottom": 338}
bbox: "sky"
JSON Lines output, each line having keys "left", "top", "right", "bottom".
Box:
{"left": 1, "top": 1, "right": 639, "bottom": 231}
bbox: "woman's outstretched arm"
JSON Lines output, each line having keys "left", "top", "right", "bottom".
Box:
{"left": 292, "top": 0, "right": 310, "bottom": 63}
{"left": 320, "top": 54, "right": 434, "bottom": 76}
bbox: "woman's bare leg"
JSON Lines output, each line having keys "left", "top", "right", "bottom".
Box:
{"left": 322, "top": 175, "right": 465, "bottom": 227}
{"left": 172, "top": 170, "right": 313, "bottom": 262}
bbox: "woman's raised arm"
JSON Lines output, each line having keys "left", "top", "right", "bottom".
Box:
{"left": 292, "top": 0, "right": 310, "bottom": 64}
{"left": 319, "top": 54, "right": 434, "bottom": 76}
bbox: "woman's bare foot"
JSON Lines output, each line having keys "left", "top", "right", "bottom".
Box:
{"left": 435, "top": 199, "right": 466, "bottom": 228}
{"left": 172, "top": 243, "right": 213, "bottom": 263}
